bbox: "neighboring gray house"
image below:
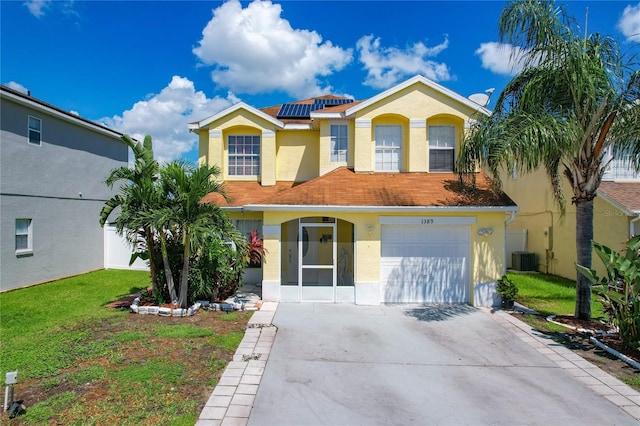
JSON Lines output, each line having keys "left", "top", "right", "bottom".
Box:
{"left": 1, "top": 85, "right": 129, "bottom": 291}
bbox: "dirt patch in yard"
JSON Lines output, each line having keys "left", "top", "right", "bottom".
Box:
{"left": 3, "top": 299, "right": 251, "bottom": 425}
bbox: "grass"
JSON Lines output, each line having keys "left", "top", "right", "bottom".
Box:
{"left": 508, "top": 272, "right": 604, "bottom": 319}
{"left": 0, "top": 269, "right": 252, "bottom": 425}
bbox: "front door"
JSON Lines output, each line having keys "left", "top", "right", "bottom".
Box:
{"left": 300, "top": 221, "right": 336, "bottom": 302}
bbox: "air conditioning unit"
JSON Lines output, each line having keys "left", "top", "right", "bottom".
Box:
{"left": 512, "top": 251, "right": 537, "bottom": 271}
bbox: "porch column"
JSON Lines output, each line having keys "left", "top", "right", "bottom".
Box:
{"left": 208, "top": 128, "right": 223, "bottom": 170}
{"left": 408, "top": 119, "right": 427, "bottom": 172}
{"left": 261, "top": 223, "right": 281, "bottom": 301}
{"left": 354, "top": 119, "right": 372, "bottom": 172}
{"left": 261, "top": 130, "right": 276, "bottom": 186}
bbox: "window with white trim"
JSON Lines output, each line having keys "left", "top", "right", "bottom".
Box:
{"left": 232, "top": 219, "right": 263, "bottom": 239}
{"left": 233, "top": 219, "right": 263, "bottom": 267}
{"left": 602, "top": 146, "right": 640, "bottom": 181}
{"left": 429, "top": 125, "right": 455, "bottom": 172}
{"left": 330, "top": 124, "right": 348, "bottom": 162}
{"left": 375, "top": 125, "right": 402, "bottom": 171}
{"left": 28, "top": 116, "right": 42, "bottom": 146}
{"left": 228, "top": 135, "right": 260, "bottom": 176}
{"left": 15, "top": 218, "right": 33, "bottom": 253}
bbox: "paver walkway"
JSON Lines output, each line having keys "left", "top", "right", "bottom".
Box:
{"left": 196, "top": 302, "right": 278, "bottom": 426}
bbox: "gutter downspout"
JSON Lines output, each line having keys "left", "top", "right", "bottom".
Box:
{"left": 504, "top": 210, "right": 517, "bottom": 274}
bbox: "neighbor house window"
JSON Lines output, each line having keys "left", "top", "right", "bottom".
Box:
{"left": 330, "top": 124, "right": 348, "bottom": 162}
{"left": 228, "top": 135, "right": 260, "bottom": 176}
{"left": 28, "top": 116, "right": 42, "bottom": 146}
{"left": 429, "top": 125, "right": 455, "bottom": 172}
{"left": 375, "top": 125, "right": 402, "bottom": 171}
{"left": 15, "top": 219, "right": 32, "bottom": 253}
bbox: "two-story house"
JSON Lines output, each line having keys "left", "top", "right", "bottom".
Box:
{"left": 1, "top": 85, "right": 130, "bottom": 291}
{"left": 502, "top": 149, "right": 640, "bottom": 278}
{"left": 189, "top": 75, "right": 518, "bottom": 306}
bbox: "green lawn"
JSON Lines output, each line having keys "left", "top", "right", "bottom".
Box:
{"left": 1, "top": 270, "right": 148, "bottom": 379}
{"left": 508, "top": 272, "right": 604, "bottom": 319}
{"left": 0, "top": 269, "right": 251, "bottom": 425}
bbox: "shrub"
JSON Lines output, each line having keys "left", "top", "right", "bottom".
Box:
{"left": 577, "top": 236, "right": 640, "bottom": 350}
{"left": 496, "top": 275, "right": 519, "bottom": 300}
{"left": 189, "top": 231, "right": 249, "bottom": 302}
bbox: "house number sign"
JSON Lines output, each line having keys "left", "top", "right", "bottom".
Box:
{"left": 379, "top": 216, "right": 477, "bottom": 226}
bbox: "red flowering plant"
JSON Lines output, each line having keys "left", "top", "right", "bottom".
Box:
{"left": 247, "top": 229, "right": 266, "bottom": 267}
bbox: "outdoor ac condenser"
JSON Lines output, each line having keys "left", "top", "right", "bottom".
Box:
{"left": 512, "top": 252, "right": 537, "bottom": 271}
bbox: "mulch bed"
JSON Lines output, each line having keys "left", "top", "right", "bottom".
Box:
{"left": 552, "top": 315, "right": 640, "bottom": 363}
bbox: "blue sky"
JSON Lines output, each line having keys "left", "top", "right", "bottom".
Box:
{"left": 2, "top": 0, "right": 639, "bottom": 163}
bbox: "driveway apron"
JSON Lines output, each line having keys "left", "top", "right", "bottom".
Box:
{"left": 248, "top": 303, "right": 637, "bottom": 426}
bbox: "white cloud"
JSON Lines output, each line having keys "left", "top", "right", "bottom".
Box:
{"left": 24, "top": 0, "right": 51, "bottom": 18}
{"left": 100, "top": 76, "right": 237, "bottom": 164}
{"left": 356, "top": 35, "right": 451, "bottom": 89}
{"left": 475, "top": 42, "right": 530, "bottom": 76}
{"left": 5, "top": 81, "right": 30, "bottom": 94}
{"left": 618, "top": 3, "right": 640, "bottom": 42}
{"left": 193, "top": 0, "right": 352, "bottom": 99}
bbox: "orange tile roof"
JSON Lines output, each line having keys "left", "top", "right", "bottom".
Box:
{"left": 203, "top": 168, "right": 516, "bottom": 209}
{"left": 201, "top": 181, "right": 295, "bottom": 207}
{"left": 598, "top": 181, "right": 640, "bottom": 213}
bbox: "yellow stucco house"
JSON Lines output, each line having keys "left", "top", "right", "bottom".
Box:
{"left": 189, "top": 75, "right": 517, "bottom": 306}
{"left": 501, "top": 160, "right": 640, "bottom": 279}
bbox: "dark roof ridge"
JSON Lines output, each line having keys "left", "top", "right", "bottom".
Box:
{"left": 1, "top": 85, "right": 125, "bottom": 139}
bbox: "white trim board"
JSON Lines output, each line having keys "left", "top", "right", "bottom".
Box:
{"left": 379, "top": 216, "right": 477, "bottom": 225}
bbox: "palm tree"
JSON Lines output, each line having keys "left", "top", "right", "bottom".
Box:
{"left": 100, "top": 134, "right": 162, "bottom": 291}
{"left": 150, "top": 160, "right": 232, "bottom": 308}
{"left": 459, "top": 0, "right": 640, "bottom": 320}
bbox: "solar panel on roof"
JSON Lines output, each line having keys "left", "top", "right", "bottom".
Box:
{"left": 313, "top": 98, "right": 354, "bottom": 106}
{"left": 277, "top": 98, "right": 355, "bottom": 118}
{"left": 277, "top": 103, "right": 313, "bottom": 118}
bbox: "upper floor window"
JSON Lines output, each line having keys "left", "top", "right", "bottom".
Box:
{"left": 330, "top": 124, "right": 348, "bottom": 162}
{"left": 375, "top": 125, "right": 402, "bottom": 172}
{"left": 602, "top": 147, "right": 640, "bottom": 181}
{"left": 28, "top": 116, "right": 42, "bottom": 146}
{"left": 228, "top": 135, "right": 260, "bottom": 176}
{"left": 429, "top": 125, "right": 455, "bottom": 172}
{"left": 16, "top": 218, "right": 33, "bottom": 253}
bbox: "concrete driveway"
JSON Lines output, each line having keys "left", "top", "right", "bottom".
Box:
{"left": 247, "top": 303, "right": 637, "bottom": 425}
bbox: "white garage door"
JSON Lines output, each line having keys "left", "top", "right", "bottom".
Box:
{"left": 381, "top": 224, "right": 470, "bottom": 303}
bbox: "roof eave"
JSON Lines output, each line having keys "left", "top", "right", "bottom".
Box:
{"left": 192, "top": 102, "right": 284, "bottom": 130}
{"left": 309, "top": 112, "right": 346, "bottom": 119}
{"left": 241, "top": 204, "right": 519, "bottom": 213}
{"left": 1, "top": 87, "right": 125, "bottom": 141}
{"left": 597, "top": 190, "right": 638, "bottom": 216}
{"left": 283, "top": 123, "right": 313, "bottom": 130}
{"left": 345, "top": 75, "right": 492, "bottom": 117}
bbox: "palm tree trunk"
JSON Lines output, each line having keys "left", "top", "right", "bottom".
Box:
{"left": 178, "top": 235, "right": 191, "bottom": 308}
{"left": 160, "top": 234, "right": 178, "bottom": 304}
{"left": 575, "top": 199, "right": 593, "bottom": 320}
{"left": 145, "top": 227, "right": 158, "bottom": 291}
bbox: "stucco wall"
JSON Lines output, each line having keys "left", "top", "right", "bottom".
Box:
{"left": 258, "top": 210, "right": 507, "bottom": 305}
{"left": 276, "top": 130, "right": 319, "bottom": 182}
{"left": 500, "top": 168, "right": 632, "bottom": 279}
{"left": 0, "top": 97, "right": 127, "bottom": 291}
{"left": 351, "top": 84, "right": 476, "bottom": 174}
